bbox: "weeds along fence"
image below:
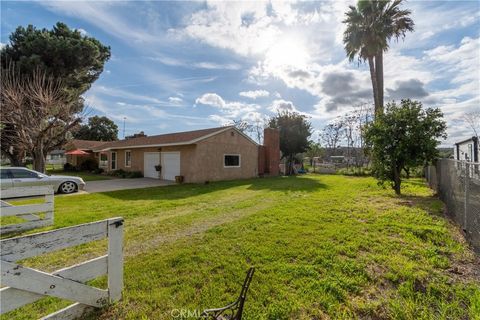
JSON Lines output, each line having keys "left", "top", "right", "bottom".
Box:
{"left": 0, "top": 186, "right": 54, "bottom": 234}
{"left": 425, "top": 159, "right": 480, "bottom": 254}
{"left": 0, "top": 217, "right": 124, "bottom": 319}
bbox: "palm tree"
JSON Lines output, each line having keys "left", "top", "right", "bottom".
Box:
{"left": 343, "top": 0, "right": 414, "bottom": 117}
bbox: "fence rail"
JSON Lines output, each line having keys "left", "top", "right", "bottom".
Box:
{"left": 426, "top": 159, "right": 480, "bottom": 254}
{"left": 0, "top": 217, "right": 124, "bottom": 319}
{"left": 1, "top": 186, "right": 54, "bottom": 234}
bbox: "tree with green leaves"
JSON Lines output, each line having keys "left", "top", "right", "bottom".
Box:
{"left": 304, "top": 141, "right": 324, "bottom": 172}
{"left": 364, "top": 100, "right": 447, "bottom": 195}
{"left": 1, "top": 22, "right": 110, "bottom": 94}
{"left": 268, "top": 111, "right": 312, "bottom": 175}
{"left": 75, "top": 116, "right": 119, "bottom": 141}
{"left": 343, "top": 0, "right": 414, "bottom": 116}
{"left": 1, "top": 22, "right": 110, "bottom": 171}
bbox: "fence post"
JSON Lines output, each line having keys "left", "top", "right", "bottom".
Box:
{"left": 45, "top": 190, "right": 54, "bottom": 225}
{"left": 464, "top": 162, "right": 469, "bottom": 232}
{"left": 108, "top": 218, "right": 124, "bottom": 302}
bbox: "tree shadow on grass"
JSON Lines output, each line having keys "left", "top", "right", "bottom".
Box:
{"left": 386, "top": 189, "right": 444, "bottom": 217}
{"left": 101, "top": 175, "right": 328, "bottom": 201}
{"left": 247, "top": 175, "right": 328, "bottom": 193}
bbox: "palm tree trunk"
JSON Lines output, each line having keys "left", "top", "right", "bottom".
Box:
{"left": 368, "top": 56, "right": 380, "bottom": 117}
{"left": 375, "top": 51, "right": 384, "bottom": 115}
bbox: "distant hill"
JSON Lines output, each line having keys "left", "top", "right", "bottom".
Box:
{"left": 438, "top": 147, "right": 454, "bottom": 159}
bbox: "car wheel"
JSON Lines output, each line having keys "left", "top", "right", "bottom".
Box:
{"left": 59, "top": 181, "right": 77, "bottom": 194}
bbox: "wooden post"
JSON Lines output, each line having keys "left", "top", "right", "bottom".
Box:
{"left": 108, "top": 218, "right": 124, "bottom": 302}
{"left": 464, "top": 162, "right": 469, "bottom": 232}
{"left": 45, "top": 189, "right": 54, "bottom": 225}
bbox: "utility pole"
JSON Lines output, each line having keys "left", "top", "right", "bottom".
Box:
{"left": 123, "top": 117, "right": 126, "bottom": 138}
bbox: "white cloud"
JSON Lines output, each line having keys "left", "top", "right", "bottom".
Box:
{"left": 90, "top": 85, "right": 164, "bottom": 105}
{"left": 268, "top": 99, "right": 298, "bottom": 113}
{"left": 208, "top": 114, "right": 231, "bottom": 125}
{"left": 77, "top": 28, "right": 88, "bottom": 36}
{"left": 239, "top": 90, "right": 269, "bottom": 99}
{"left": 424, "top": 37, "right": 479, "bottom": 90}
{"left": 192, "top": 62, "right": 241, "bottom": 70}
{"left": 400, "top": 2, "right": 480, "bottom": 48}
{"left": 40, "top": 2, "right": 161, "bottom": 45}
{"left": 168, "top": 97, "right": 183, "bottom": 105}
{"left": 195, "top": 92, "right": 261, "bottom": 122}
{"left": 173, "top": 0, "right": 350, "bottom": 61}
{"left": 195, "top": 93, "right": 226, "bottom": 108}
{"left": 148, "top": 54, "right": 241, "bottom": 70}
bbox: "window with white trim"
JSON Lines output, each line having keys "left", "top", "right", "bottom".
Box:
{"left": 224, "top": 154, "right": 240, "bottom": 167}
{"left": 125, "top": 150, "right": 132, "bottom": 167}
{"left": 111, "top": 152, "right": 117, "bottom": 170}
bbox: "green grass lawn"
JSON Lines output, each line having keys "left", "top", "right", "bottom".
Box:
{"left": 46, "top": 168, "right": 112, "bottom": 181}
{"left": 4, "top": 175, "right": 480, "bottom": 319}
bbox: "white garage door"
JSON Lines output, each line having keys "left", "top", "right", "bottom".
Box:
{"left": 144, "top": 152, "right": 160, "bottom": 179}
{"left": 162, "top": 152, "right": 180, "bottom": 181}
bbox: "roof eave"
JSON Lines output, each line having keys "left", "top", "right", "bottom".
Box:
{"left": 93, "top": 141, "right": 195, "bottom": 152}
{"left": 92, "top": 126, "right": 259, "bottom": 152}
{"left": 454, "top": 136, "right": 478, "bottom": 145}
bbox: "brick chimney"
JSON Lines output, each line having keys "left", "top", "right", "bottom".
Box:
{"left": 262, "top": 128, "right": 280, "bottom": 176}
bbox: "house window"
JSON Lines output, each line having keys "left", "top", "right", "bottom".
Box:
{"left": 125, "top": 151, "right": 132, "bottom": 167}
{"left": 224, "top": 154, "right": 240, "bottom": 167}
{"left": 100, "top": 153, "right": 108, "bottom": 167}
{"left": 111, "top": 152, "right": 117, "bottom": 170}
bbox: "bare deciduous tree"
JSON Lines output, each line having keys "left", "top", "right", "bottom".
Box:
{"left": 321, "top": 120, "right": 343, "bottom": 159}
{"left": 227, "top": 118, "right": 266, "bottom": 144}
{"left": 1, "top": 64, "right": 82, "bottom": 172}
{"left": 463, "top": 109, "right": 480, "bottom": 139}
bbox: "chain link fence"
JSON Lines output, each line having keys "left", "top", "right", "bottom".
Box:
{"left": 425, "top": 159, "right": 480, "bottom": 254}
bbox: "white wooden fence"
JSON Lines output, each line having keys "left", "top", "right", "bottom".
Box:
{"left": 1, "top": 186, "right": 54, "bottom": 234}
{"left": 0, "top": 217, "right": 124, "bottom": 319}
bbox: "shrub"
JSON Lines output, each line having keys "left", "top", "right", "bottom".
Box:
{"left": 108, "top": 169, "right": 142, "bottom": 178}
{"left": 93, "top": 168, "right": 104, "bottom": 174}
{"left": 108, "top": 169, "right": 127, "bottom": 178}
{"left": 337, "top": 167, "right": 372, "bottom": 176}
{"left": 80, "top": 158, "right": 98, "bottom": 171}
{"left": 63, "top": 163, "right": 76, "bottom": 171}
{"left": 126, "top": 171, "right": 143, "bottom": 178}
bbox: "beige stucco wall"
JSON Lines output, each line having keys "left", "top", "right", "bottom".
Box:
{"left": 188, "top": 129, "right": 258, "bottom": 183}
{"left": 104, "top": 129, "right": 258, "bottom": 183}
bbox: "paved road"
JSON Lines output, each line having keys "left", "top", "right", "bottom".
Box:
{"left": 80, "top": 178, "right": 173, "bottom": 194}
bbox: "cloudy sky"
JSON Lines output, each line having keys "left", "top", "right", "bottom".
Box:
{"left": 1, "top": 1, "right": 479, "bottom": 145}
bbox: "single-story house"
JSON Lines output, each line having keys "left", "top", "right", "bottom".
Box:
{"left": 454, "top": 136, "right": 479, "bottom": 162}
{"left": 92, "top": 126, "right": 280, "bottom": 183}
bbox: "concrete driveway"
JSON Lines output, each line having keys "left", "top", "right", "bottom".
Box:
{"left": 81, "top": 178, "right": 173, "bottom": 194}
